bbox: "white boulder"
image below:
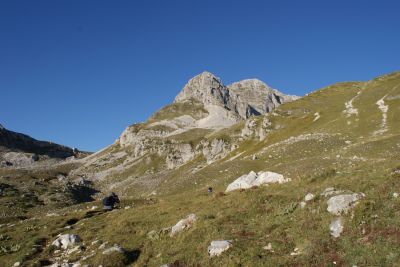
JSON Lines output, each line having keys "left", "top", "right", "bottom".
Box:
{"left": 327, "top": 193, "right": 364, "bottom": 215}
{"left": 226, "top": 171, "right": 289, "bottom": 192}
{"left": 208, "top": 240, "right": 231, "bottom": 257}
{"left": 170, "top": 214, "right": 197, "bottom": 236}
{"left": 52, "top": 234, "right": 81, "bottom": 249}
{"left": 330, "top": 217, "right": 344, "bottom": 238}
{"left": 225, "top": 171, "right": 258, "bottom": 192}
{"left": 253, "top": 171, "right": 290, "bottom": 186}
{"left": 304, "top": 193, "right": 315, "bottom": 202}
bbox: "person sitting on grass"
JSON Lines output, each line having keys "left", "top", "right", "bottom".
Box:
{"left": 102, "top": 192, "right": 120, "bottom": 211}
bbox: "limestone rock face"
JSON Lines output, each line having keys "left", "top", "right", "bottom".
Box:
{"left": 166, "top": 144, "right": 195, "bottom": 169}
{"left": 201, "top": 139, "right": 230, "bottom": 164}
{"left": 174, "top": 71, "right": 229, "bottom": 106}
{"left": 228, "top": 79, "right": 298, "bottom": 118}
{"left": 174, "top": 72, "right": 298, "bottom": 120}
{"left": 207, "top": 240, "right": 231, "bottom": 257}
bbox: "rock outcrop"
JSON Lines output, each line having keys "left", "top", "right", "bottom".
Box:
{"left": 52, "top": 234, "right": 81, "bottom": 250}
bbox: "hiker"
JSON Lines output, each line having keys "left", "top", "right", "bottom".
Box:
{"left": 102, "top": 192, "right": 120, "bottom": 211}
{"left": 208, "top": 187, "right": 213, "bottom": 194}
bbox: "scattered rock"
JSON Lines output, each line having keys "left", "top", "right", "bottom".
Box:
{"left": 226, "top": 171, "right": 290, "bottom": 192}
{"left": 102, "top": 244, "right": 125, "bottom": 255}
{"left": 263, "top": 243, "right": 274, "bottom": 252}
{"left": 327, "top": 193, "right": 364, "bottom": 215}
{"left": 13, "top": 262, "right": 21, "bottom": 267}
{"left": 330, "top": 217, "right": 344, "bottom": 238}
{"left": 98, "top": 241, "right": 108, "bottom": 250}
{"left": 52, "top": 234, "right": 81, "bottom": 249}
{"left": 208, "top": 240, "right": 231, "bottom": 257}
{"left": 290, "top": 247, "right": 301, "bottom": 256}
{"left": 170, "top": 214, "right": 197, "bottom": 236}
{"left": 300, "top": 201, "right": 306, "bottom": 209}
{"left": 393, "top": 192, "right": 399, "bottom": 198}
{"left": 304, "top": 193, "right": 315, "bottom": 202}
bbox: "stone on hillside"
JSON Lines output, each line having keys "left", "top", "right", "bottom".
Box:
{"left": 253, "top": 171, "right": 290, "bottom": 186}
{"left": 393, "top": 192, "right": 399, "bottom": 198}
{"left": 327, "top": 193, "right": 364, "bottom": 215}
{"left": 52, "top": 234, "right": 81, "bottom": 249}
{"left": 170, "top": 214, "right": 197, "bottom": 236}
{"left": 225, "top": 171, "right": 289, "bottom": 192}
{"left": 330, "top": 217, "right": 344, "bottom": 238}
{"left": 102, "top": 244, "right": 125, "bottom": 255}
{"left": 290, "top": 247, "right": 302, "bottom": 256}
{"left": 207, "top": 240, "right": 231, "bottom": 257}
{"left": 304, "top": 193, "right": 315, "bottom": 202}
{"left": 263, "top": 243, "right": 274, "bottom": 252}
{"left": 300, "top": 201, "right": 306, "bottom": 209}
{"left": 225, "top": 171, "right": 258, "bottom": 192}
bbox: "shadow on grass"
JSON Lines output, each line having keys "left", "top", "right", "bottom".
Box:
{"left": 125, "top": 249, "right": 141, "bottom": 264}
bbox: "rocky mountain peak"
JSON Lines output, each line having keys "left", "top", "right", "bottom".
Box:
{"left": 172, "top": 71, "right": 299, "bottom": 121}
{"left": 0, "top": 123, "right": 4, "bottom": 130}
{"left": 174, "top": 71, "right": 229, "bottom": 106}
{"left": 228, "top": 79, "right": 272, "bottom": 91}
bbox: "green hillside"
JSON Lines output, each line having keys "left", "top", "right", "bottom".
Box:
{"left": 1, "top": 72, "right": 400, "bottom": 266}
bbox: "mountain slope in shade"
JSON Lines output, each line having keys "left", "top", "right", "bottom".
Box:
{"left": 0, "top": 125, "right": 75, "bottom": 158}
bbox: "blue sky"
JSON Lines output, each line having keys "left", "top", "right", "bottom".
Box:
{"left": 1, "top": 0, "right": 399, "bottom": 151}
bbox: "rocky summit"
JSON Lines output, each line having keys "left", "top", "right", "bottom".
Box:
{"left": 1, "top": 71, "right": 400, "bottom": 266}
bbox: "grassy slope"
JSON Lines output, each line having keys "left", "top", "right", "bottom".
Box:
{"left": 1, "top": 72, "right": 400, "bottom": 266}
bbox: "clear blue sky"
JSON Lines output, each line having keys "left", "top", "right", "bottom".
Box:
{"left": 1, "top": 0, "right": 399, "bottom": 151}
